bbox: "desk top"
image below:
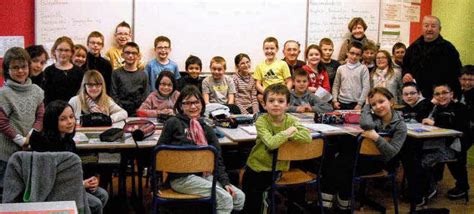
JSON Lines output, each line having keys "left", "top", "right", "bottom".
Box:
{"left": 406, "top": 123, "right": 463, "bottom": 139}
{"left": 0, "top": 201, "right": 77, "bottom": 214}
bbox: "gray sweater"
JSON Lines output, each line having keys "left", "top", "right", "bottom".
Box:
{"left": 288, "top": 90, "right": 333, "bottom": 113}
{"left": 360, "top": 104, "right": 407, "bottom": 162}
{"left": 2, "top": 151, "right": 90, "bottom": 214}
{"left": 332, "top": 62, "right": 370, "bottom": 105}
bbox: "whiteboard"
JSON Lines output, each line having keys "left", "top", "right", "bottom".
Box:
{"left": 307, "top": 0, "right": 381, "bottom": 59}
{"left": 35, "top": 0, "right": 132, "bottom": 62}
{"left": 134, "top": 0, "right": 307, "bottom": 72}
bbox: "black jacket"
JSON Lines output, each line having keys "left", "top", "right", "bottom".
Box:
{"left": 87, "top": 52, "right": 113, "bottom": 94}
{"left": 43, "top": 65, "right": 84, "bottom": 105}
{"left": 401, "top": 98, "right": 434, "bottom": 123}
{"left": 157, "top": 114, "right": 230, "bottom": 186}
{"left": 431, "top": 102, "right": 472, "bottom": 151}
{"left": 177, "top": 73, "right": 203, "bottom": 92}
{"left": 29, "top": 130, "right": 77, "bottom": 153}
{"left": 403, "top": 36, "right": 462, "bottom": 99}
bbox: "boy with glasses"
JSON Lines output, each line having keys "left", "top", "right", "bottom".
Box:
{"left": 86, "top": 31, "right": 113, "bottom": 93}
{"left": 106, "top": 21, "right": 133, "bottom": 70}
{"left": 145, "top": 36, "right": 180, "bottom": 91}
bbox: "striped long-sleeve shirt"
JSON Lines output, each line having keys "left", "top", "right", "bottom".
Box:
{"left": 232, "top": 73, "right": 259, "bottom": 114}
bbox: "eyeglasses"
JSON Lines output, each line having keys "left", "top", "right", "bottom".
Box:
{"left": 56, "top": 48, "right": 71, "bottom": 53}
{"left": 159, "top": 83, "right": 173, "bottom": 87}
{"left": 124, "top": 51, "right": 139, "bottom": 56}
{"left": 182, "top": 100, "right": 201, "bottom": 107}
{"left": 155, "top": 46, "right": 170, "bottom": 50}
{"left": 89, "top": 41, "right": 103, "bottom": 46}
{"left": 403, "top": 91, "right": 417, "bottom": 96}
{"left": 348, "top": 51, "right": 361, "bottom": 56}
{"left": 9, "top": 65, "right": 28, "bottom": 72}
{"left": 85, "top": 83, "right": 103, "bottom": 88}
{"left": 433, "top": 91, "right": 451, "bottom": 97}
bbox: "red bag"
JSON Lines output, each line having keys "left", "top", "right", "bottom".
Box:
{"left": 344, "top": 113, "right": 361, "bottom": 124}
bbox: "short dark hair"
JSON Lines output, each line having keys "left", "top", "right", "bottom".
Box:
{"left": 154, "top": 36, "right": 171, "bottom": 48}
{"left": 234, "top": 53, "right": 250, "bottom": 66}
{"left": 347, "top": 41, "right": 363, "bottom": 52}
{"left": 185, "top": 55, "right": 202, "bottom": 70}
{"left": 392, "top": 42, "right": 406, "bottom": 55}
{"left": 402, "top": 82, "right": 420, "bottom": 92}
{"left": 293, "top": 68, "right": 308, "bottom": 79}
{"left": 2, "top": 47, "right": 31, "bottom": 80}
{"left": 461, "top": 65, "right": 474, "bottom": 76}
{"left": 115, "top": 21, "right": 131, "bottom": 33}
{"left": 433, "top": 83, "right": 452, "bottom": 92}
{"left": 319, "top": 38, "right": 334, "bottom": 47}
{"left": 43, "top": 100, "right": 76, "bottom": 143}
{"left": 363, "top": 42, "right": 377, "bottom": 52}
{"left": 123, "top": 42, "right": 140, "bottom": 53}
{"left": 155, "top": 70, "right": 177, "bottom": 94}
{"left": 368, "top": 87, "right": 394, "bottom": 101}
{"left": 263, "top": 84, "right": 290, "bottom": 104}
{"left": 263, "top": 37, "right": 279, "bottom": 49}
{"left": 174, "top": 85, "right": 206, "bottom": 116}
{"left": 25, "top": 45, "right": 49, "bottom": 60}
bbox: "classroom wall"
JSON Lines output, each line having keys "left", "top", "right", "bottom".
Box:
{"left": 0, "top": 0, "right": 35, "bottom": 46}
{"left": 432, "top": 0, "right": 474, "bottom": 65}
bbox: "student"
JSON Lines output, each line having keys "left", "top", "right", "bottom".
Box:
{"left": 253, "top": 37, "right": 292, "bottom": 96}
{"left": 459, "top": 65, "right": 474, "bottom": 111}
{"left": 105, "top": 21, "right": 132, "bottom": 70}
{"left": 332, "top": 42, "right": 370, "bottom": 110}
{"left": 0, "top": 47, "right": 44, "bottom": 189}
{"left": 43, "top": 36, "right": 84, "bottom": 105}
{"left": 157, "top": 85, "right": 245, "bottom": 213}
{"left": 392, "top": 42, "right": 406, "bottom": 71}
{"left": 322, "top": 87, "right": 406, "bottom": 211}
{"left": 29, "top": 100, "right": 108, "bottom": 214}
{"left": 302, "top": 44, "right": 331, "bottom": 93}
{"left": 25, "top": 45, "right": 49, "bottom": 86}
{"left": 319, "top": 38, "right": 340, "bottom": 87}
{"left": 362, "top": 42, "right": 377, "bottom": 71}
{"left": 86, "top": 31, "right": 113, "bottom": 93}
{"left": 289, "top": 68, "right": 333, "bottom": 113}
{"left": 282, "top": 40, "right": 305, "bottom": 75}
{"left": 72, "top": 44, "right": 88, "bottom": 71}
{"left": 371, "top": 50, "right": 402, "bottom": 103}
{"left": 69, "top": 70, "right": 127, "bottom": 123}
{"left": 242, "top": 84, "right": 311, "bottom": 212}
{"left": 111, "top": 42, "right": 148, "bottom": 116}
{"left": 232, "top": 53, "right": 259, "bottom": 114}
{"left": 177, "top": 55, "right": 203, "bottom": 92}
{"left": 202, "top": 56, "right": 240, "bottom": 114}
{"left": 145, "top": 36, "right": 180, "bottom": 91}
{"left": 421, "top": 83, "right": 472, "bottom": 200}
{"left": 138, "top": 71, "right": 179, "bottom": 117}
{"left": 338, "top": 17, "right": 376, "bottom": 63}
{"left": 400, "top": 82, "right": 433, "bottom": 123}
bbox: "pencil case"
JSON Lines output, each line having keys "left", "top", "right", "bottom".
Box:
{"left": 100, "top": 128, "right": 124, "bottom": 142}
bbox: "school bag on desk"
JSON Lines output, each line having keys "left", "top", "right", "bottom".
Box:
{"left": 80, "top": 112, "right": 112, "bottom": 127}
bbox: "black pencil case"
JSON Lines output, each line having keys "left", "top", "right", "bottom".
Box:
{"left": 100, "top": 128, "right": 124, "bottom": 142}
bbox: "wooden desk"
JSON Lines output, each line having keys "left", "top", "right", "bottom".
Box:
{"left": 0, "top": 201, "right": 77, "bottom": 214}
{"left": 406, "top": 123, "right": 463, "bottom": 139}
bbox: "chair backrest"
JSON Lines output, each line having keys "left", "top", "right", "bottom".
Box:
{"left": 155, "top": 145, "right": 217, "bottom": 174}
{"left": 359, "top": 136, "right": 391, "bottom": 156}
{"left": 277, "top": 137, "right": 325, "bottom": 161}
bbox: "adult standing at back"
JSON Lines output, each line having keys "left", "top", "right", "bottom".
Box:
{"left": 403, "top": 15, "right": 462, "bottom": 99}
{"left": 282, "top": 40, "right": 305, "bottom": 76}
{"left": 338, "top": 17, "right": 376, "bottom": 64}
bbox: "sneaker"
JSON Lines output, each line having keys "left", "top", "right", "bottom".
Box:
{"left": 415, "top": 197, "right": 427, "bottom": 209}
{"left": 426, "top": 187, "right": 438, "bottom": 200}
{"left": 447, "top": 186, "right": 468, "bottom": 200}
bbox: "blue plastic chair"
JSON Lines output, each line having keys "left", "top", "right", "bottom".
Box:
{"left": 151, "top": 145, "right": 218, "bottom": 214}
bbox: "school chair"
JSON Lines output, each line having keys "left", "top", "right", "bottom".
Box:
{"left": 269, "top": 134, "right": 327, "bottom": 214}
{"left": 151, "top": 145, "right": 218, "bottom": 214}
{"left": 350, "top": 134, "right": 399, "bottom": 214}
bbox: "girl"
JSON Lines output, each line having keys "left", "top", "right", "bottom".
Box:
{"left": 138, "top": 70, "right": 179, "bottom": 117}
{"left": 0, "top": 47, "right": 44, "bottom": 188}
{"left": 302, "top": 44, "right": 331, "bottom": 93}
{"left": 72, "top": 44, "right": 88, "bottom": 71}
{"left": 338, "top": 17, "right": 376, "bottom": 63}
{"left": 157, "top": 85, "right": 245, "bottom": 213}
{"left": 321, "top": 87, "right": 406, "bottom": 211}
{"left": 29, "top": 100, "right": 108, "bottom": 214}
{"left": 400, "top": 82, "right": 433, "bottom": 122}
{"left": 68, "top": 70, "right": 127, "bottom": 123}
{"left": 232, "top": 53, "right": 259, "bottom": 114}
{"left": 371, "top": 50, "right": 402, "bottom": 103}
{"left": 422, "top": 84, "right": 471, "bottom": 200}
{"left": 25, "top": 45, "right": 49, "bottom": 86}
{"left": 43, "top": 36, "right": 84, "bottom": 105}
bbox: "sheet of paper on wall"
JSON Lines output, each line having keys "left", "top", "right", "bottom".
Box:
{"left": 0, "top": 36, "right": 24, "bottom": 57}
{"left": 314, "top": 87, "right": 333, "bottom": 103}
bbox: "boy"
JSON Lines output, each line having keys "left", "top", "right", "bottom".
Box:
{"left": 282, "top": 40, "right": 305, "bottom": 75}
{"left": 392, "top": 42, "right": 406, "bottom": 70}
{"left": 202, "top": 56, "right": 240, "bottom": 113}
{"left": 105, "top": 21, "right": 133, "bottom": 70}
{"left": 319, "top": 38, "right": 340, "bottom": 87}
{"left": 289, "top": 68, "right": 333, "bottom": 113}
{"left": 332, "top": 42, "right": 370, "bottom": 110}
{"left": 86, "top": 31, "right": 113, "bottom": 93}
{"left": 254, "top": 37, "right": 292, "bottom": 95}
{"left": 145, "top": 36, "right": 180, "bottom": 91}
{"left": 25, "top": 45, "right": 49, "bottom": 87}
{"left": 242, "top": 83, "right": 311, "bottom": 213}
{"left": 177, "top": 55, "right": 203, "bottom": 92}
{"left": 361, "top": 41, "right": 377, "bottom": 71}
{"left": 110, "top": 42, "right": 148, "bottom": 116}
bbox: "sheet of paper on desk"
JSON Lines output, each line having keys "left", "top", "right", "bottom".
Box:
{"left": 406, "top": 123, "right": 439, "bottom": 132}
{"left": 303, "top": 123, "right": 341, "bottom": 132}
{"left": 240, "top": 125, "right": 257, "bottom": 135}
{"left": 315, "top": 87, "right": 333, "bottom": 103}
{"left": 73, "top": 132, "right": 89, "bottom": 143}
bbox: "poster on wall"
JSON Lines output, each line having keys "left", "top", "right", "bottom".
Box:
{"left": 0, "top": 36, "right": 24, "bottom": 57}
